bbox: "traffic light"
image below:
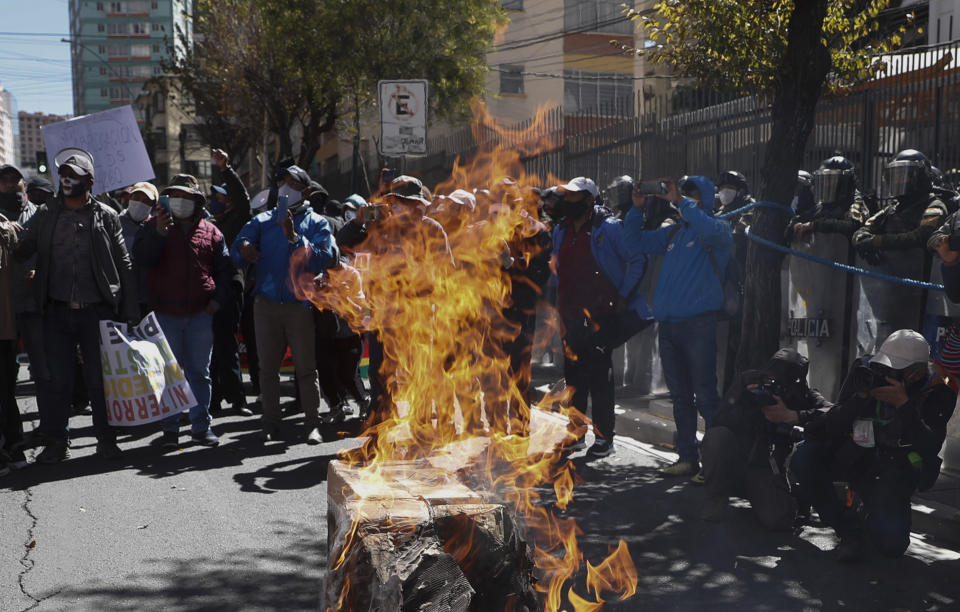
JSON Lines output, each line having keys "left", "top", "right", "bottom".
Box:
{"left": 36, "top": 151, "right": 48, "bottom": 174}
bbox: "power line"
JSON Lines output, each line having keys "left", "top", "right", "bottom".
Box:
{"left": 489, "top": 65, "right": 673, "bottom": 80}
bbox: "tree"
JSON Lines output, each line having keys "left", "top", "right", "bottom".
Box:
{"left": 168, "top": 0, "right": 504, "bottom": 172}
{"left": 628, "top": 0, "right": 915, "bottom": 371}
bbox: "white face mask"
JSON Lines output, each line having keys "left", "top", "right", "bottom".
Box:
{"left": 60, "top": 176, "right": 85, "bottom": 197}
{"left": 168, "top": 197, "right": 195, "bottom": 219}
{"left": 344, "top": 209, "right": 357, "bottom": 223}
{"left": 718, "top": 188, "right": 737, "bottom": 207}
{"left": 277, "top": 183, "right": 303, "bottom": 205}
{"left": 127, "top": 199, "right": 152, "bottom": 222}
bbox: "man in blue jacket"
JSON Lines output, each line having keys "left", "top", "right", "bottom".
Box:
{"left": 231, "top": 164, "right": 336, "bottom": 444}
{"left": 552, "top": 177, "right": 653, "bottom": 458}
{"left": 625, "top": 176, "right": 733, "bottom": 477}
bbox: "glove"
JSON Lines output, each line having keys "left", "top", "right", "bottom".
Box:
{"left": 855, "top": 239, "right": 883, "bottom": 266}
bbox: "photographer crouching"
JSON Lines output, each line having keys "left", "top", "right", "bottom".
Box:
{"left": 701, "top": 349, "right": 831, "bottom": 529}
{"left": 791, "top": 330, "right": 956, "bottom": 562}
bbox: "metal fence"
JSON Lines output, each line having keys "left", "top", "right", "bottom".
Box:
{"left": 320, "top": 41, "right": 960, "bottom": 200}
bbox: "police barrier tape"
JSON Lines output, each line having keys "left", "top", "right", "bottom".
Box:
{"left": 714, "top": 200, "right": 947, "bottom": 292}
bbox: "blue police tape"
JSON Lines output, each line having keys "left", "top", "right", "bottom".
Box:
{"left": 743, "top": 226, "right": 946, "bottom": 292}
{"left": 716, "top": 200, "right": 790, "bottom": 221}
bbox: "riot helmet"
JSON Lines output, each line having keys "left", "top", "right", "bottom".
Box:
{"left": 882, "top": 149, "right": 933, "bottom": 200}
{"left": 606, "top": 175, "right": 634, "bottom": 216}
{"left": 813, "top": 156, "right": 856, "bottom": 206}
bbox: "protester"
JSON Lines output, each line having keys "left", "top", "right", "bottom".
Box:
{"left": 14, "top": 150, "right": 137, "bottom": 462}
{"left": 624, "top": 176, "right": 733, "bottom": 477}
{"left": 119, "top": 181, "right": 157, "bottom": 316}
{"left": 134, "top": 174, "right": 231, "bottom": 449}
{"left": 208, "top": 148, "right": 253, "bottom": 417}
{"left": 0, "top": 211, "right": 25, "bottom": 474}
{"left": 791, "top": 330, "right": 955, "bottom": 561}
{"left": 552, "top": 176, "right": 652, "bottom": 458}
{"left": 231, "top": 164, "right": 336, "bottom": 443}
{"left": 25, "top": 176, "right": 55, "bottom": 207}
{"left": 701, "top": 348, "right": 831, "bottom": 529}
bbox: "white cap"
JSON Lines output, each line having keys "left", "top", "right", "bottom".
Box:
{"left": 558, "top": 177, "right": 599, "bottom": 198}
{"left": 870, "top": 329, "right": 930, "bottom": 370}
{"left": 446, "top": 189, "right": 477, "bottom": 211}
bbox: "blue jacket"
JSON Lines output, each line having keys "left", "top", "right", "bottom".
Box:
{"left": 624, "top": 176, "right": 733, "bottom": 322}
{"left": 552, "top": 206, "right": 653, "bottom": 321}
{"left": 230, "top": 204, "right": 336, "bottom": 305}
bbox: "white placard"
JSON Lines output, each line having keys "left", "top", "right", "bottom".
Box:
{"left": 42, "top": 105, "right": 155, "bottom": 195}
{"left": 378, "top": 80, "right": 428, "bottom": 156}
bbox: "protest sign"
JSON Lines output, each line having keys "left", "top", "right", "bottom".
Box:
{"left": 42, "top": 105, "right": 155, "bottom": 195}
{"left": 99, "top": 312, "right": 197, "bottom": 427}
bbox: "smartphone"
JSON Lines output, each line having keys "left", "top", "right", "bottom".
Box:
{"left": 276, "top": 193, "right": 289, "bottom": 218}
{"left": 158, "top": 194, "right": 170, "bottom": 213}
{"left": 638, "top": 180, "right": 667, "bottom": 195}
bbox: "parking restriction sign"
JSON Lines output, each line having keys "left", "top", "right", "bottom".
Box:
{"left": 378, "top": 80, "right": 428, "bottom": 156}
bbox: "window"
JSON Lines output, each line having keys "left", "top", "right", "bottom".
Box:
{"left": 130, "top": 65, "right": 151, "bottom": 78}
{"left": 499, "top": 64, "right": 524, "bottom": 94}
{"left": 128, "top": 0, "right": 149, "bottom": 12}
{"left": 152, "top": 1, "right": 159, "bottom": 8}
{"left": 151, "top": 23, "right": 161, "bottom": 32}
{"left": 153, "top": 129, "right": 167, "bottom": 149}
{"left": 152, "top": 65, "right": 163, "bottom": 75}
{"left": 184, "top": 160, "right": 212, "bottom": 178}
{"left": 97, "top": 2, "right": 104, "bottom": 10}
{"left": 130, "top": 44, "right": 150, "bottom": 57}
{"left": 107, "top": 43, "right": 127, "bottom": 57}
{"left": 99, "top": 66, "right": 108, "bottom": 75}
{"left": 97, "top": 23, "right": 105, "bottom": 32}
{"left": 564, "top": 0, "right": 633, "bottom": 35}
{"left": 98, "top": 44, "right": 107, "bottom": 54}
{"left": 501, "top": 0, "right": 523, "bottom": 9}
{"left": 107, "top": 22, "right": 126, "bottom": 35}
{"left": 110, "top": 87, "right": 126, "bottom": 99}
{"left": 563, "top": 70, "right": 633, "bottom": 114}
{"left": 100, "top": 88, "right": 109, "bottom": 98}
{"left": 152, "top": 43, "right": 161, "bottom": 53}
{"left": 131, "top": 22, "right": 149, "bottom": 35}
{"left": 153, "top": 91, "right": 165, "bottom": 112}
{"left": 109, "top": 1, "right": 125, "bottom": 13}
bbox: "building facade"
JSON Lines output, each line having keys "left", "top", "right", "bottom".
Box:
{"left": 18, "top": 112, "right": 73, "bottom": 171}
{"left": 68, "top": 0, "right": 193, "bottom": 116}
{"left": 0, "top": 86, "right": 16, "bottom": 167}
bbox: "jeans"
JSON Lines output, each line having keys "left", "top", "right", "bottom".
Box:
{"left": 42, "top": 303, "right": 114, "bottom": 442}
{"left": 790, "top": 440, "right": 913, "bottom": 557}
{"left": 658, "top": 312, "right": 721, "bottom": 463}
{"left": 563, "top": 316, "right": 616, "bottom": 441}
{"left": 156, "top": 311, "right": 214, "bottom": 435}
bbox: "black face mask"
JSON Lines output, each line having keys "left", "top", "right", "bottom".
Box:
{"left": 0, "top": 191, "right": 24, "bottom": 214}
{"left": 559, "top": 198, "right": 590, "bottom": 220}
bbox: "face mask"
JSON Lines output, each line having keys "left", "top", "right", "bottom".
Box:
{"left": 277, "top": 183, "right": 302, "bottom": 205}
{"left": 127, "top": 200, "right": 152, "bottom": 222}
{"left": 168, "top": 197, "right": 195, "bottom": 219}
{"left": 344, "top": 209, "right": 357, "bottom": 223}
{"left": 0, "top": 192, "right": 23, "bottom": 209}
{"left": 718, "top": 188, "right": 737, "bottom": 207}
{"left": 60, "top": 176, "right": 86, "bottom": 197}
{"left": 208, "top": 198, "right": 227, "bottom": 216}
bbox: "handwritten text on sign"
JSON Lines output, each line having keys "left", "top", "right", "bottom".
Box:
{"left": 99, "top": 313, "right": 197, "bottom": 426}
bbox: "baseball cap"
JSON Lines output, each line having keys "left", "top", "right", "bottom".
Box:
{"left": 445, "top": 189, "right": 477, "bottom": 212}
{"left": 59, "top": 151, "right": 95, "bottom": 179}
{"left": 870, "top": 329, "right": 930, "bottom": 370}
{"left": 283, "top": 165, "right": 311, "bottom": 186}
{"left": 344, "top": 194, "right": 367, "bottom": 210}
{"left": 211, "top": 184, "right": 228, "bottom": 196}
{"left": 129, "top": 181, "right": 159, "bottom": 203}
{"left": 557, "top": 177, "right": 599, "bottom": 198}
{"left": 0, "top": 164, "right": 23, "bottom": 180}
{"left": 26, "top": 177, "right": 54, "bottom": 194}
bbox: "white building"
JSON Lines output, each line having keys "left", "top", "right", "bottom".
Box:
{"left": 0, "top": 85, "right": 18, "bottom": 167}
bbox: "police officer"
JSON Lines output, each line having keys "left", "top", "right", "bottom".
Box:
{"left": 788, "top": 156, "right": 868, "bottom": 243}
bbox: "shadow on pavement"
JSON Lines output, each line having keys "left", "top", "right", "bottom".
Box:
{"left": 547, "top": 460, "right": 960, "bottom": 610}
{"left": 59, "top": 520, "right": 329, "bottom": 611}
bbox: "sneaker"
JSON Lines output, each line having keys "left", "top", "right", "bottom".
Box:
{"left": 36, "top": 443, "right": 70, "bottom": 464}
{"left": 658, "top": 460, "right": 699, "bottom": 477}
{"left": 161, "top": 431, "right": 179, "bottom": 450}
{"left": 306, "top": 427, "right": 323, "bottom": 445}
{"left": 561, "top": 436, "right": 587, "bottom": 453}
{"left": 192, "top": 429, "right": 220, "bottom": 447}
{"left": 586, "top": 439, "right": 614, "bottom": 458}
{"left": 96, "top": 439, "right": 123, "bottom": 460}
{"left": 690, "top": 469, "right": 706, "bottom": 485}
{"left": 320, "top": 406, "right": 346, "bottom": 425}
{"left": 260, "top": 427, "right": 280, "bottom": 443}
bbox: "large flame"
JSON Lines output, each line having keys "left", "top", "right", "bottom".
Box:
{"left": 295, "top": 102, "right": 638, "bottom": 610}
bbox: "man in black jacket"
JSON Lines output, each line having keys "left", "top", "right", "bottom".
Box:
{"left": 791, "top": 330, "right": 955, "bottom": 561}
{"left": 208, "top": 149, "right": 253, "bottom": 416}
{"left": 701, "top": 348, "right": 830, "bottom": 530}
{"left": 15, "top": 151, "right": 137, "bottom": 463}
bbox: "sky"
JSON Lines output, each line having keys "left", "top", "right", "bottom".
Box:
{"left": 0, "top": 0, "right": 74, "bottom": 116}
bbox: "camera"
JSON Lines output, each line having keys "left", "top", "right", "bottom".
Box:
{"left": 638, "top": 180, "right": 667, "bottom": 195}
{"left": 746, "top": 378, "right": 783, "bottom": 406}
{"left": 851, "top": 362, "right": 900, "bottom": 392}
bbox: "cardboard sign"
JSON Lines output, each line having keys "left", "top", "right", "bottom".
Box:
{"left": 42, "top": 105, "right": 155, "bottom": 195}
{"left": 99, "top": 312, "right": 197, "bottom": 426}
{"left": 378, "top": 80, "right": 428, "bottom": 156}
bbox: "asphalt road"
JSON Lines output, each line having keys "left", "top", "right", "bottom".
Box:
{"left": 2, "top": 382, "right": 960, "bottom": 611}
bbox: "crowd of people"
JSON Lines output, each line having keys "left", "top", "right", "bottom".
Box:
{"left": 0, "top": 143, "right": 957, "bottom": 565}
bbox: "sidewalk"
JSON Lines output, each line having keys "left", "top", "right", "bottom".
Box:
{"left": 532, "top": 364, "right": 960, "bottom": 549}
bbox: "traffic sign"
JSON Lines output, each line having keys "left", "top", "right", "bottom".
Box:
{"left": 378, "top": 80, "right": 428, "bottom": 156}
